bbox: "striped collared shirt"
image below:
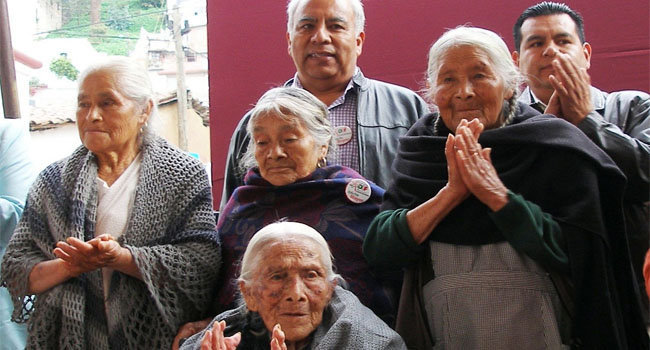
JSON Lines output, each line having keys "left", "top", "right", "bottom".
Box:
{"left": 292, "top": 71, "right": 359, "bottom": 171}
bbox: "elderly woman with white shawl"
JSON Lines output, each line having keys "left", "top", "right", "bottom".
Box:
{"left": 1, "top": 57, "right": 221, "bottom": 349}
{"left": 181, "top": 221, "right": 405, "bottom": 350}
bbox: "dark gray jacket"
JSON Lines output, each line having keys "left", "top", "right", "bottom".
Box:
{"left": 520, "top": 86, "right": 650, "bottom": 310}
{"left": 520, "top": 86, "right": 650, "bottom": 202}
{"left": 220, "top": 70, "right": 430, "bottom": 209}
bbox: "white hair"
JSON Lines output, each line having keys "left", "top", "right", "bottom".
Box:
{"left": 287, "top": 0, "right": 365, "bottom": 37}
{"left": 240, "top": 87, "right": 336, "bottom": 172}
{"left": 77, "top": 56, "right": 158, "bottom": 138}
{"left": 238, "top": 221, "right": 341, "bottom": 286}
{"left": 426, "top": 26, "right": 522, "bottom": 126}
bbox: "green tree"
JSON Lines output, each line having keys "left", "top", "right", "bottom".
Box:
{"left": 106, "top": 4, "right": 133, "bottom": 30}
{"left": 49, "top": 57, "right": 79, "bottom": 81}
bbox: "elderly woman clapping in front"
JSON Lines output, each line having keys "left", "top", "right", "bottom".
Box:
{"left": 363, "top": 27, "right": 648, "bottom": 348}
{"left": 181, "top": 221, "right": 405, "bottom": 350}
{"left": 1, "top": 57, "right": 221, "bottom": 349}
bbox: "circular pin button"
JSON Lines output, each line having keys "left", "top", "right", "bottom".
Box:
{"left": 345, "top": 178, "right": 371, "bottom": 204}
{"left": 335, "top": 125, "right": 352, "bottom": 145}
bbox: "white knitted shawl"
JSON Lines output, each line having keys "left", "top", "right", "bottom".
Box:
{"left": 1, "top": 135, "right": 221, "bottom": 349}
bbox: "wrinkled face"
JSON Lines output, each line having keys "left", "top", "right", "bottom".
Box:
{"left": 433, "top": 46, "right": 513, "bottom": 132}
{"left": 514, "top": 14, "right": 591, "bottom": 96}
{"left": 252, "top": 113, "right": 327, "bottom": 186}
{"left": 240, "top": 239, "right": 334, "bottom": 343}
{"left": 287, "top": 0, "right": 364, "bottom": 88}
{"left": 76, "top": 71, "right": 148, "bottom": 157}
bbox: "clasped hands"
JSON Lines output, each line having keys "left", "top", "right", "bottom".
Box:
{"left": 53, "top": 234, "right": 124, "bottom": 277}
{"left": 545, "top": 51, "right": 594, "bottom": 125}
{"left": 199, "top": 320, "right": 287, "bottom": 350}
{"left": 445, "top": 119, "right": 508, "bottom": 212}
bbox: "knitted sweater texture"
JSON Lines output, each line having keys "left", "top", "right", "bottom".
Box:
{"left": 1, "top": 135, "right": 221, "bottom": 349}
{"left": 181, "top": 286, "right": 406, "bottom": 350}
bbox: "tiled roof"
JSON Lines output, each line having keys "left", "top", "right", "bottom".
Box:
{"left": 157, "top": 91, "right": 210, "bottom": 127}
{"left": 29, "top": 102, "right": 75, "bottom": 131}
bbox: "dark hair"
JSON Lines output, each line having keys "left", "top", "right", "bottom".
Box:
{"left": 513, "top": 2, "right": 585, "bottom": 52}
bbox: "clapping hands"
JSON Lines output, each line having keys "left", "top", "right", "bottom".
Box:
{"left": 445, "top": 119, "right": 508, "bottom": 211}
{"left": 53, "top": 234, "right": 123, "bottom": 277}
{"left": 198, "top": 321, "right": 287, "bottom": 350}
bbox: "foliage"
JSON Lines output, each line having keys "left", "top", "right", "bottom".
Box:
{"left": 51, "top": 0, "right": 167, "bottom": 56}
{"left": 106, "top": 4, "right": 133, "bottom": 31}
{"left": 139, "top": 0, "right": 164, "bottom": 8}
{"left": 49, "top": 57, "right": 79, "bottom": 81}
{"left": 95, "top": 40, "right": 130, "bottom": 56}
{"left": 61, "top": 0, "right": 91, "bottom": 25}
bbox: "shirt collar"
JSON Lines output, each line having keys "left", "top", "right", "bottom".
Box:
{"left": 525, "top": 87, "right": 547, "bottom": 113}
{"left": 290, "top": 68, "right": 360, "bottom": 108}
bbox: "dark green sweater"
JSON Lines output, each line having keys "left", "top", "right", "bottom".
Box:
{"left": 363, "top": 191, "right": 568, "bottom": 272}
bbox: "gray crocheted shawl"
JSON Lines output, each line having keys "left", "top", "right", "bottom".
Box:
{"left": 1, "top": 135, "right": 221, "bottom": 349}
{"left": 181, "top": 286, "right": 406, "bottom": 350}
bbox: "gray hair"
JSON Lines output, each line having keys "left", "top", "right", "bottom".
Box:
{"left": 240, "top": 87, "right": 336, "bottom": 172}
{"left": 426, "top": 26, "right": 523, "bottom": 127}
{"left": 77, "top": 56, "right": 158, "bottom": 139}
{"left": 287, "top": 0, "right": 365, "bottom": 37}
{"left": 238, "top": 221, "right": 341, "bottom": 287}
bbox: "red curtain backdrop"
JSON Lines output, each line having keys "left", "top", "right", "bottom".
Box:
{"left": 207, "top": 0, "right": 650, "bottom": 207}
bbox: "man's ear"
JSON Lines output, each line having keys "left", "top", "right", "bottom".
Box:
{"left": 239, "top": 281, "right": 258, "bottom": 312}
{"left": 511, "top": 50, "right": 520, "bottom": 68}
{"left": 355, "top": 31, "right": 365, "bottom": 57}
{"left": 582, "top": 42, "right": 592, "bottom": 70}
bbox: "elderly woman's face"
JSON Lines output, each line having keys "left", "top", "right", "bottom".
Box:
{"left": 240, "top": 239, "right": 334, "bottom": 343}
{"left": 252, "top": 113, "right": 327, "bottom": 186}
{"left": 76, "top": 71, "right": 148, "bottom": 157}
{"left": 433, "top": 46, "right": 513, "bottom": 132}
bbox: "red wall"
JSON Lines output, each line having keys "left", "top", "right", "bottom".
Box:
{"left": 207, "top": 0, "right": 650, "bottom": 206}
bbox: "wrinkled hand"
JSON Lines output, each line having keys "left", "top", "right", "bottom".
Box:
{"left": 546, "top": 52, "right": 593, "bottom": 125}
{"left": 199, "top": 321, "right": 240, "bottom": 350}
{"left": 445, "top": 119, "right": 483, "bottom": 200}
{"left": 452, "top": 124, "right": 508, "bottom": 211}
{"left": 53, "top": 234, "right": 122, "bottom": 277}
{"left": 270, "top": 324, "right": 287, "bottom": 350}
{"left": 173, "top": 318, "right": 212, "bottom": 350}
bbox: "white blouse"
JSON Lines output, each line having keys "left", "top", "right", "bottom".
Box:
{"left": 95, "top": 153, "right": 142, "bottom": 324}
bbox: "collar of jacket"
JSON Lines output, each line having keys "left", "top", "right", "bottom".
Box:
{"left": 520, "top": 85, "right": 607, "bottom": 112}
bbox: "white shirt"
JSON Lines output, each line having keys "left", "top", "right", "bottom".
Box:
{"left": 95, "top": 153, "right": 142, "bottom": 324}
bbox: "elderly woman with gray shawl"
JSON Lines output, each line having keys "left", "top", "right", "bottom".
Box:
{"left": 363, "top": 27, "right": 648, "bottom": 349}
{"left": 1, "top": 57, "right": 221, "bottom": 349}
{"left": 181, "top": 221, "right": 405, "bottom": 350}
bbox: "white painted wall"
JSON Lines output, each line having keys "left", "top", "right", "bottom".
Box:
{"left": 7, "top": 0, "right": 36, "bottom": 52}
{"left": 29, "top": 124, "right": 81, "bottom": 173}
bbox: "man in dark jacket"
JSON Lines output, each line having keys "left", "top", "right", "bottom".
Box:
{"left": 512, "top": 1, "right": 650, "bottom": 319}
{"left": 219, "top": 0, "right": 429, "bottom": 209}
